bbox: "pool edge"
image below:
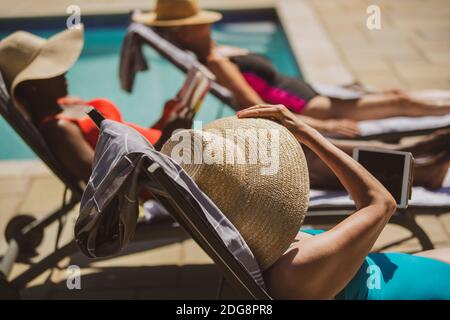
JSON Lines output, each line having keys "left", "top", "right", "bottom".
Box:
{"left": 276, "top": 0, "right": 354, "bottom": 86}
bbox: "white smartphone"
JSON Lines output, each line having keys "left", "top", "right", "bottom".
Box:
{"left": 353, "top": 147, "right": 414, "bottom": 209}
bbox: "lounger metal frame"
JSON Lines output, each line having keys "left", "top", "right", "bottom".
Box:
{"left": 0, "top": 73, "right": 187, "bottom": 298}
{"left": 0, "top": 72, "right": 82, "bottom": 291}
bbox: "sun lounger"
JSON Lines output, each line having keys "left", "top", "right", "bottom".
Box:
{"left": 0, "top": 72, "right": 187, "bottom": 299}
{"left": 0, "top": 71, "right": 85, "bottom": 298}
{"left": 75, "top": 114, "right": 270, "bottom": 299}
{"left": 120, "top": 19, "right": 450, "bottom": 142}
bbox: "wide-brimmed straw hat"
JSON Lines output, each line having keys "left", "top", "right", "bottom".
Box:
{"left": 133, "top": 0, "right": 222, "bottom": 27}
{"left": 0, "top": 26, "right": 84, "bottom": 119}
{"left": 161, "top": 116, "right": 309, "bottom": 270}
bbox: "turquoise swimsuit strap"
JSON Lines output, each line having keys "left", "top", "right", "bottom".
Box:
{"left": 300, "top": 229, "right": 326, "bottom": 236}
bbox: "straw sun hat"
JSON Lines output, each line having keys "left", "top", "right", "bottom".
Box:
{"left": 133, "top": 0, "right": 222, "bottom": 27}
{"left": 0, "top": 26, "right": 84, "bottom": 119}
{"left": 161, "top": 116, "right": 310, "bottom": 270}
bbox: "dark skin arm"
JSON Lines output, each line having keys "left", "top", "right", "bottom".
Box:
{"left": 41, "top": 119, "right": 94, "bottom": 183}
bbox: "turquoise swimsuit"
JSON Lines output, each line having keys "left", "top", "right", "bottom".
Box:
{"left": 301, "top": 229, "right": 450, "bottom": 300}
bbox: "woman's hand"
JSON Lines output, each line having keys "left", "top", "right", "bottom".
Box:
{"left": 237, "top": 104, "right": 314, "bottom": 142}
{"left": 153, "top": 97, "right": 193, "bottom": 130}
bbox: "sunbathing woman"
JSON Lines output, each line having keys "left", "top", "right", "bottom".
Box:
{"left": 0, "top": 27, "right": 194, "bottom": 183}
{"left": 138, "top": 0, "right": 450, "bottom": 138}
{"left": 161, "top": 103, "right": 450, "bottom": 300}
{"left": 236, "top": 104, "right": 450, "bottom": 299}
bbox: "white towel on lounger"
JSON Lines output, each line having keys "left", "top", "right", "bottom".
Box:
{"left": 358, "top": 113, "right": 450, "bottom": 136}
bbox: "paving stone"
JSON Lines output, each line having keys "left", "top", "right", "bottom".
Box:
{"left": 89, "top": 241, "right": 183, "bottom": 268}
{"left": 416, "top": 215, "right": 449, "bottom": 244}
{"left": 422, "top": 51, "right": 450, "bottom": 66}
{"left": 18, "top": 176, "right": 66, "bottom": 214}
{"left": 0, "top": 0, "right": 277, "bottom": 18}
{"left": 178, "top": 263, "right": 220, "bottom": 287}
{"left": 373, "top": 223, "right": 415, "bottom": 252}
{"left": 180, "top": 239, "right": 213, "bottom": 265}
{"left": 0, "top": 195, "right": 33, "bottom": 270}
{"left": 354, "top": 72, "right": 406, "bottom": 90}
{"left": 0, "top": 160, "right": 51, "bottom": 178}
{"left": 81, "top": 265, "right": 179, "bottom": 290}
{"left": 346, "top": 58, "right": 392, "bottom": 73}
{"left": 0, "top": 178, "right": 31, "bottom": 197}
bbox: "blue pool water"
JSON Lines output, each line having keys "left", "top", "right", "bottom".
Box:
{"left": 0, "top": 17, "right": 301, "bottom": 159}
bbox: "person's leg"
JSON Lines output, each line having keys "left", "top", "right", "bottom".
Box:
{"left": 303, "top": 92, "right": 450, "bottom": 121}
{"left": 414, "top": 248, "right": 450, "bottom": 265}
{"left": 396, "top": 129, "right": 450, "bottom": 156}
{"left": 412, "top": 151, "right": 450, "bottom": 189}
{"left": 301, "top": 95, "right": 334, "bottom": 119}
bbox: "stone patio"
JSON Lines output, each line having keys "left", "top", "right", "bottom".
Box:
{"left": 0, "top": 0, "right": 449, "bottom": 299}
{"left": 307, "top": 0, "right": 450, "bottom": 90}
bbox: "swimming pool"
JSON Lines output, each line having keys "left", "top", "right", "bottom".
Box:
{"left": 0, "top": 11, "right": 302, "bottom": 159}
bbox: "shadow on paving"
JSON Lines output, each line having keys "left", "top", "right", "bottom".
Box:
{"left": 20, "top": 264, "right": 226, "bottom": 299}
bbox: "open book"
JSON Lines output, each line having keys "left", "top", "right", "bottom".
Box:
{"left": 175, "top": 66, "right": 212, "bottom": 119}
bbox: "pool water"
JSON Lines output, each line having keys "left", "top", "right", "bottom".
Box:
{"left": 0, "top": 19, "right": 301, "bottom": 159}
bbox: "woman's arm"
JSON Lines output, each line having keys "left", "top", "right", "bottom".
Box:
{"left": 238, "top": 104, "right": 397, "bottom": 299}
{"left": 41, "top": 120, "right": 94, "bottom": 183}
{"left": 206, "top": 55, "right": 360, "bottom": 137}
{"left": 205, "top": 55, "right": 265, "bottom": 108}
{"left": 296, "top": 115, "right": 361, "bottom": 138}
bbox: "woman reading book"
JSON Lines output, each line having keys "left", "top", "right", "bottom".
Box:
{"left": 0, "top": 27, "right": 210, "bottom": 183}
